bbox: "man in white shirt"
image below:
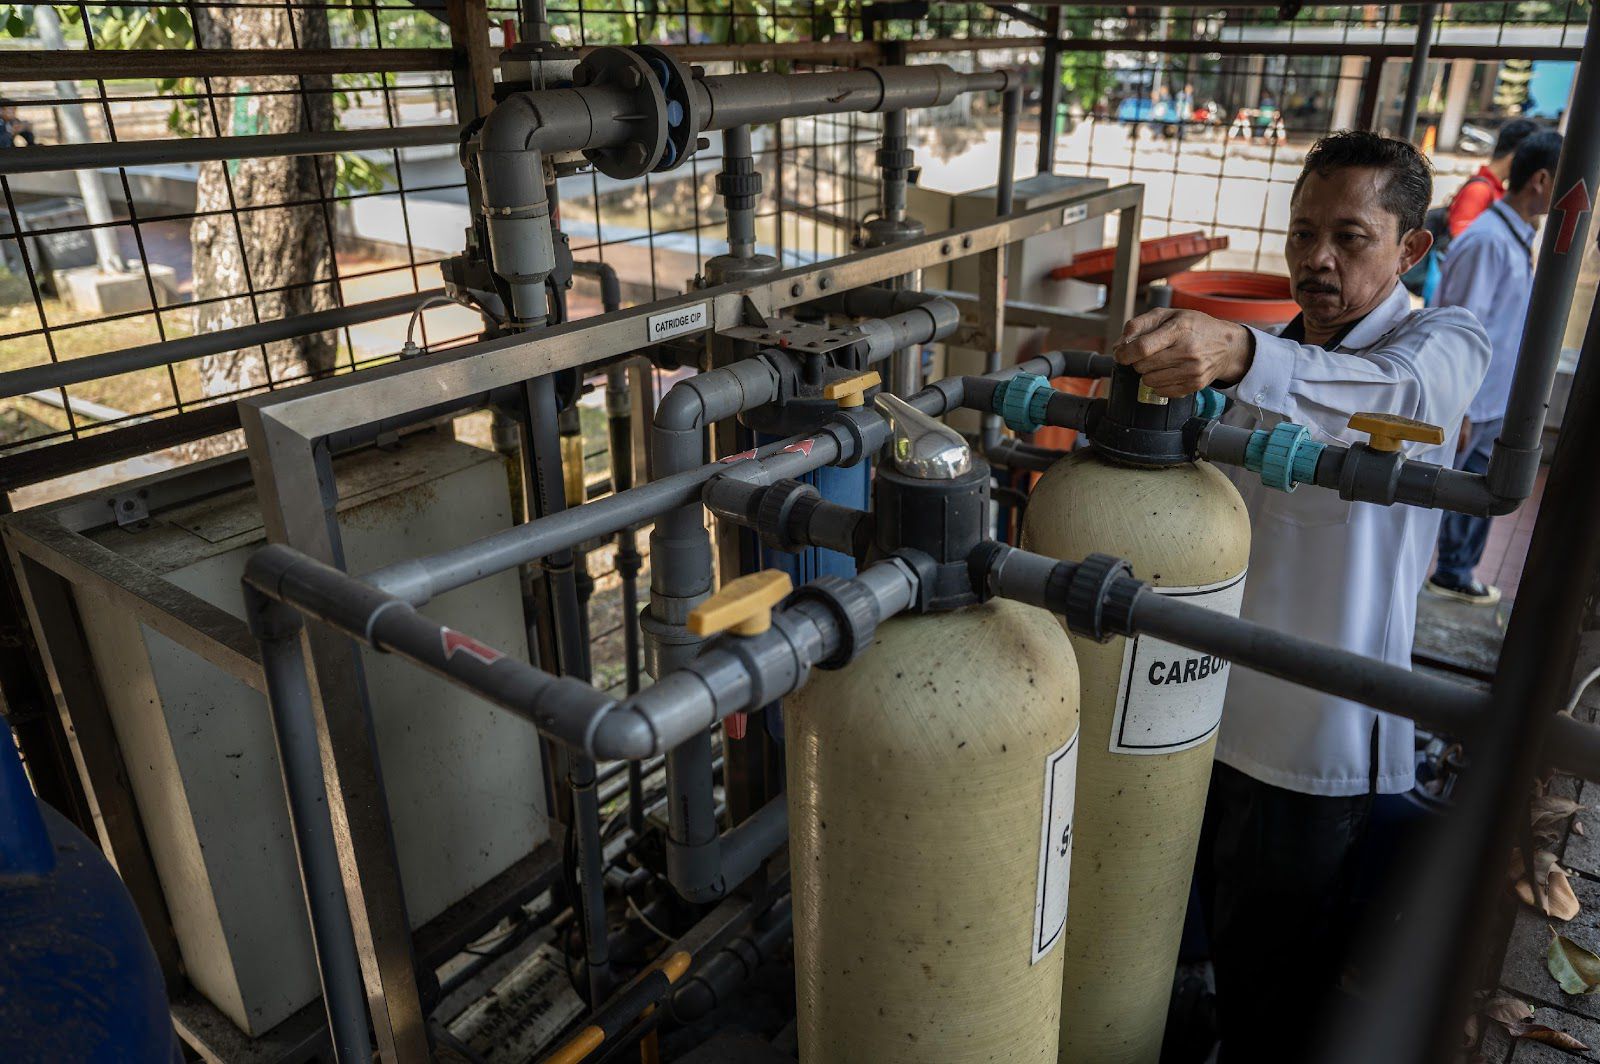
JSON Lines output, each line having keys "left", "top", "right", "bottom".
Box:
{"left": 1425, "top": 130, "right": 1564, "bottom": 606}
{"left": 1113, "top": 131, "right": 1490, "bottom": 1060}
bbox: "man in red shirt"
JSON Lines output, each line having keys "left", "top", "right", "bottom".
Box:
{"left": 1446, "top": 118, "right": 1539, "bottom": 236}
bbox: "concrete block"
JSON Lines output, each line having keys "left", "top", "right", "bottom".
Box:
{"left": 60, "top": 263, "right": 177, "bottom": 316}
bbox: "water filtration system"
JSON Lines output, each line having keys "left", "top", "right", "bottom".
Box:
{"left": 1020, "top": 367, "right": 1250, "bottom": 1064}
{"left": 5, "top": 6, "right": 1600, "bottom": 1062}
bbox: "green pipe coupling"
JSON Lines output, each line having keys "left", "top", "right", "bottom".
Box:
{"left": 992, "top": 372, "right": 1055, "bottom": 434}
{"left": 1243, "top": 421, "right": 1325, "bottom": 492}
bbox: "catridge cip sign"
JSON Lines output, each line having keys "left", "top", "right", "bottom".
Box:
{"left": 647, "top": 302, "right": 709, "bottom": 343}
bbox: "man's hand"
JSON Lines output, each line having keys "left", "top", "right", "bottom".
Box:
{"left": 1113, "top": 307, "right": 1254, "bottom": 398}
{"left": 1457, "top": 417, "right": 1472, "bottom": 456}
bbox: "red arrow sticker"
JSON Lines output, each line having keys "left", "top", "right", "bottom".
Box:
{"left": 441, "top": 628, "right": 505, "bottom": 667}
{"left": 1553, "top": 179, "right": 1592, "bottom": 256}
{"left": 782, "top": 439, "right": 815, "bottom": 456}
{"left": 719, "top": 448, "right": 758, "bottom": 464}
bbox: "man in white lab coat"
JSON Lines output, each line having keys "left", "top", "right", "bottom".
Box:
{"left": 1114, "top": 131, "right": 1491, "bottom": 1061}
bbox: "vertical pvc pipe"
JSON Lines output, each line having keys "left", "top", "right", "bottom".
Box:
{"left": 1488, "top": 0, "right": 1600, "bottom": 497}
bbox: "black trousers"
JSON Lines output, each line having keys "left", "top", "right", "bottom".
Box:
{"left": 1195, "top": 762, "right": 1375, "bottom": 1064}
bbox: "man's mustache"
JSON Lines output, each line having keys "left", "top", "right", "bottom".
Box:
{"left": 1297, "top": 280, "right": 1340, "bottom": 294}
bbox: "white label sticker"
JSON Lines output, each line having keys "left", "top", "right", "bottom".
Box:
{"left": 1031, "top": 729, "right": 1079, "bottom": 964}
{"left": 1061, "top": 203, "right": 1089, "bottom": 225}
{"left": 646, "top": 302, "right": 709, "bottom": 343}
{"left": 1109, "top": 571, "right": 1247, "bottom": 755}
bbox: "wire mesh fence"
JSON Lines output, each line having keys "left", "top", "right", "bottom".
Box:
{"left": 0, "top": 1, "right": 1589, "bottom": 482}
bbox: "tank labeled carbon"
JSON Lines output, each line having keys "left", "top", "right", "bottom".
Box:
{"left": 1018, "top": 369, "right": 1250, "bottom": 1064}
{"left": 786, "top": 394, "right": 1081, "bottom": 1062}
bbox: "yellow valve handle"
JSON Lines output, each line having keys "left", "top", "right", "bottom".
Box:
{"left": 688, "top": 570, "right": 793, "bottom": 637}
{"left": 1347, "top": 411, "right": 1446, "bottom": 452}
{"left": 823, "top": 370, "right": 882, "bottom": 409}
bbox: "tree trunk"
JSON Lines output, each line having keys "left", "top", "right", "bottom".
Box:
{"left": 190, "top": 4, "right": 340, "bottom": 401}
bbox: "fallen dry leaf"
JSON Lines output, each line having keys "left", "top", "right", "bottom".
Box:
{"left": 1480, "top": 993, "right": 1534, "bottom": 1026}
{"left": 1532, "top": 795, "right": 1585, "bottom": 831}
{"left": 1577, "top": 820, "right": 1587, "bottom": 837}
{"left": 1504, "top": 1021, "right": 1589, "bottom": 1051}
{"left": 1548, "top": 929, "right": 1600, "bottom": 994}
{"left": 1549, "top": 866, "right": 1582, "bottom": 920}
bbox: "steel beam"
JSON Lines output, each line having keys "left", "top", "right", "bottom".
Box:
{"left": 0, "top": 125, "right": 464, "bottom": 177}
{"left": 9, "top": 48, "right": 452, "bottom": 81}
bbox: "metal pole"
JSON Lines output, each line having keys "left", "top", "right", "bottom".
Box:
{"left": 1487, "top": 0, "right": 1600, "bottom": 501}
{"left": 0, "top": 124, "right": 463, "bottom": 177}
{"left": 248, "top": 598, "right": 373, "bottom": 1064}
{"left": 0, "top": 289, "right": 447, "bottom": 399}
{"left": 30, "top": 5, "right": 123, "bottom": 273}
{"left": 1036, "top": 7, "right": 1064, "bottom": 175}
{"left": 1326, "top": 292, "right": 1600, "bottom": 1064}
{"left": 1397, "top": 3, "right": 1439, "bottom": 142}
{"left": 523, "top": 370, "right": 612, "bottom": 1005}
{"left": 997, "top": 86, "right": 1021, "bottom": 216}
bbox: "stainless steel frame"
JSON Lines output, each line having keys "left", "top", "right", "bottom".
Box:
{"left": 0, "top": 445, "right": 563, "bottom": 1064}
{"left": 218, "top": 181, "right": 1142, "bottom": 1059}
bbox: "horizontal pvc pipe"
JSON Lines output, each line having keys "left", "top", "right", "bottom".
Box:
{"left": 0, "top": 289, "right": 448, "bottom": 399}
{"left": 0, "top": 124, "right": 463, "bottom": 176}
{"left": 982, "top": 543, "right": 1488, "bottom": 737}
{"left": 364, "top": 351, "right": 1073, "bottom": 605}
{"left": 695, "top": 66, "right": 1010, "bottom": 131}
{"left": 1129, "top": 592, "right": 1486, "bottom": 737}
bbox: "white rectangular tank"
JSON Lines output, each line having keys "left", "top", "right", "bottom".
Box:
{"left": 73, "top": 433, "right": 548, "bottom": 1035}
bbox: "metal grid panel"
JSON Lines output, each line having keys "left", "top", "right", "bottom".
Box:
{"left": 0, "top": 1, "right": 1588, "bottom": 473}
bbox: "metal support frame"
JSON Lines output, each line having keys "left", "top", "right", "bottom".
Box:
{"left": 1398, "top": 3, "right": 1440, "bottom": 141}
{"left": 0, "top": 448, "right": 569, "bottom": 1064}
{"left": 1036, "top": 6, "right": 1065, "bottom": 176}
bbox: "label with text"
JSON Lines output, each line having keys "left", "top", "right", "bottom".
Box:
{"left": 1109, "top": 571, "right": 1247, "bottom": 755}
{"left": 647, "top": 302, "right": 710, "bottom": 343}
{"left": 1061, "top": 204, "right": 1089, "bottom": 225}
{"left": 1031, "top": 729, "right": 1079, "bottom": 964}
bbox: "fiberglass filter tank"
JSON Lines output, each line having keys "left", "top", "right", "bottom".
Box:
{"left": 1020, "top": 369, "right": 1250, "bottom": 1064}
{"left": 786, "top": 395, "right": 1080, "bottom": 1063}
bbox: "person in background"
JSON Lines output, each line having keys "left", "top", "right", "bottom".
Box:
{"left": 1405, "top": 118, "right": 1540, "bottom": 300}
{"left": 1447, "top": 118, "right": 1541, "bottom": 237}
{"left": 1425, "top": 130, "right": 1565, "bottom": 606}
{"left": 1111, "top": 130, "right": 1489, "bottom": 1061}
{"left": 0, "top": 99, "right": 35, "bottom": 149}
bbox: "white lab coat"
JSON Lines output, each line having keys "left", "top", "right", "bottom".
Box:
{"left": 1215, "top": 282, "right": 1491, "bottom": 797}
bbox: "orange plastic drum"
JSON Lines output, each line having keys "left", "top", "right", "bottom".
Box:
{"left": 1166, "top": 270, "right": 1300, "bottom": 327}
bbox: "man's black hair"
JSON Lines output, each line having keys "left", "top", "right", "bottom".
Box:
{"left": 1509, "top": 130, "right": 1564, "bottom": 193}
{"left": 1292, "top": 130, "right": 1433, "bottom": 237}
{"left": 1492, "top": 118, "right": 1541, "bottom": 161}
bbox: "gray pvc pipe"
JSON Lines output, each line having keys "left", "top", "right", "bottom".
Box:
{"left": 693, "top": 66, "right": 1010, "bottom": 131}
{"left": 251, "top": 607, "right": 373, "bottom": 1064}
{"left": 982, "top": 544, "right": 1488, "bottom": 738}
{"left": 1488, "top": 0, "right": 1600, "bottom": 500}
{"left": 722, "top": 125, "right": 758, "bottom": 258}
{"left": 362, "top": 349, "right": 1073, "bottom": 605}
